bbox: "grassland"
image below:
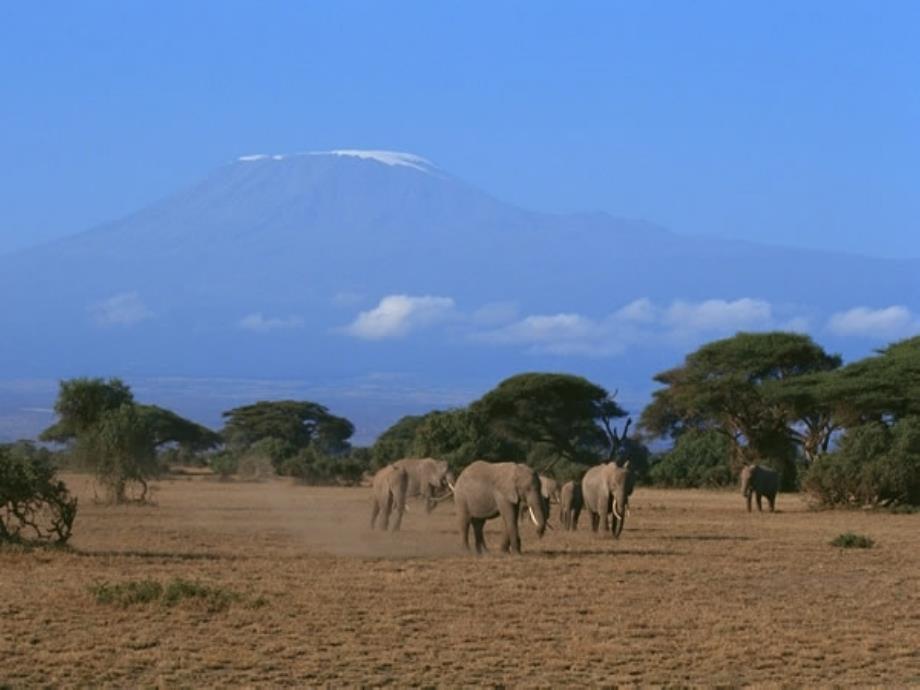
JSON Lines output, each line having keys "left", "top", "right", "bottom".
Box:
{"left": 1, "top": 473, "right": 919, "bottom": 687}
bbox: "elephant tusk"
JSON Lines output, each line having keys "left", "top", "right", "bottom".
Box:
{"left": 611, "top": 499, "right": 623, "bottom": 522}
{"left": 447, "top": 480, "right": 456, "bottom": 493}
{"left": 528, "top": 506, "right": 540, "bottom": 527}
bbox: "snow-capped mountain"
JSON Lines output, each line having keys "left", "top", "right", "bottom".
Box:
{"left": 1, "top": 150, "right": 918, "bottom": 440}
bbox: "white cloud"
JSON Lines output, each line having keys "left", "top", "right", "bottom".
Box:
{"left": 344, "top": 294, "right": 455, "bottom": 340}
{"left": 89, "top": 292, "right": 154, "bottom": 326}
{"left": 615, "top": 298, "right": 658, "bottom": 323}
{"left": 474, "top": 297, "right": 802, "bottom": 357}
{"left": 663, "top": 298, "right": 772, "bottom": 332}
{"left": 827, "top": 306, "right": 919, "bottom": 338}
{"left": 238, "top": 313, "right": 304, "bottom": 332}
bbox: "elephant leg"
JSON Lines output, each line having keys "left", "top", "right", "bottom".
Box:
{"left": 756, "top": 492, "right": 763, "bottom": 512}
{"left": 746, "top": 494, "right": 753, "bottom": 512}
{"left": 498, "top": 502, "right": 521, "bottom": 554}
{"left": 472, "top": 518, "right": 487, "bottom": 554}
{"left": 391, "top": 495, "right": 405, "bottom": 531}
{"left": 768, "top": 494, "right": 775, "bottom": 512}
{"left": 573, "top": 507, "right": 581, "bottom": 530}
{"left": 381, "top": 494, "right": 392, "bottom": 530}
{"left": 458, "top": 504, "right": 472, "bottom": 551}
{"left": 590, "top": 511, "right": 599, "bottom": 532}
{"left": 370, "top": 499, "right": 380, "bottom": 529}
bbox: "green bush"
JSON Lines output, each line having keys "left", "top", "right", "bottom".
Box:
{"left": 830, "top": 532, "right": 875, "bottom": 549}
{"left": 236, "top": 453, "right": 275, "bottom": 481}
{"left": 649, "top": 430, "right": 734, "bottom": 488}
{"left": 208, "top": 451, "right": 239, "bottom": 479}
{"left": 90, "top": 577, "right": 242, "bottom": 612}
{"left": 90, "top": 578, "right": 163, "bottom": 606}
{"left": 281, "top": 446, "right": 369, "bottom": 485}
{"left": 1, "top": 442, "right": 77, "bottom": 545}
{"left": 804, "top": 418, "right": 920, "bottom": 507}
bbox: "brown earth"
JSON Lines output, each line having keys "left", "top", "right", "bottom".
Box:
{"left": 1, "top": 473, "right": 919, "bottom": 688}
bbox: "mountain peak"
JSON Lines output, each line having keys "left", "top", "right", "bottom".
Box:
{"left": 236, "top": 149, "right": 436, "bottom": 173}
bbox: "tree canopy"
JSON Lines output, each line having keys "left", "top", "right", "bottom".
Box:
{"left": 40, "top": 378, "right": 220, "bottom": 502}
{"left": 471, "top": 372, "right": 628, "bottom": 466}
{"left": 640, "top": 332, "right": 841, "bottom": 486}
{"left": 221, "top": 400, "right": 354, "bottom": 455}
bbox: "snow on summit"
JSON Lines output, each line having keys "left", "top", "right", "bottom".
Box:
{"left": 236, "top": 149, "right": 435, "bottom": 172}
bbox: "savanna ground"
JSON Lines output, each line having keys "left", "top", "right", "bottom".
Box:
{"left": 2, "top": 473, "right": 919, "bottom": 688}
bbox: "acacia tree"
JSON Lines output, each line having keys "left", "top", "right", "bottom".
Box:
{"left": 41, "top": 378, "right": 220, "bottom": 502}
{"left": 221, "top": 400, "right": 355, "bottom": 473}
{"left": 470, "top": 372, "right": 630, "bottom": 469}
{"left": 640, "top": 332, "right": 841, "bottom": 488}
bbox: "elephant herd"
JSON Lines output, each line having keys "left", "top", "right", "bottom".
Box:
{"left": 370, "top": 457, "right": 780, "bottom": 554}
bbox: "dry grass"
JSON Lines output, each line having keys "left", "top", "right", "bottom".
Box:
{"left": 1, "top": 473, "right": 919, "bottom": 687}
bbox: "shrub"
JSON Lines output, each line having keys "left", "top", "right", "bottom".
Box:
{"left": 1, "top": 442, "right": 77, "bottom": 545}
{"left": 209, "top": 451, "right": 239, "bottom": 480}
{"left": 649, "top": 430, "right": 734, "bottom": 488}
{"left": 236, "top": 453, "right": 275, "bottom": 481}
{"left": 281, "top": 446, "right": 369, "bottom": 485}
{"left": 90, "top": 578, "right": 163, "bottom": 606}
{"left": 830, "top": 532, "right": 874, "bottom": 549}
{"left": 90, "top": 577, "right": 243, "bottom": 612}
{"left": 804, "top": 418, "right": 920, "bottom": 507}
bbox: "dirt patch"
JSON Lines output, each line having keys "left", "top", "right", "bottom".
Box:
{"left": 1, "top": 475, "right": 918, "bottom": 686}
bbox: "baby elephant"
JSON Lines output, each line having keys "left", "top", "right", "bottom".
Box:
{"left": 370, "top": 464, "right": 409, "bottom": 530}
{"left": 559, "top": 480, "right": 583, "bottom": 530}
{"left": 740, "top": 464, "right": 779, "bottom": 512}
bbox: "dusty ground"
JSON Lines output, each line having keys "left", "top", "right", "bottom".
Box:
{"left": 1, "top": 473, "right": 919, "bottom": 688}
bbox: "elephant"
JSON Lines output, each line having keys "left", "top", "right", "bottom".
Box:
{"left": 559, "top": 480, "right": 583, "bottom": 530}
{"left": 540, "top": 475, "right": 561, "bottom": 504}
{"left": 740, "top": 464, "right": 779, "bottom": 512}
{"left": 392, "top": 458, "right": 456, "bottom": 512}
{"left": 369, "top": 464, "right": 409, "bottom": 531}
{"left": 453, "top": 460, "right": 547, "bottom": 554}
{"left": 519, "top": 475, "right": 561, "bottom": 523}
{"left": 581, "top": 460, "right": 636, "bottom": 538}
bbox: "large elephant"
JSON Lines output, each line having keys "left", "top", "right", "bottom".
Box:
{"left": 453, "top": 460, "right": 547, "bottom": 554}
{"left": 559, "top": 480, "right": 583, "bottom": 530}
{"left": 581, "top": 461, "right": 636, "bottom": 538}
{"left": 392, "top": 458, "right": 456, "bottom": 512}
{"left": 369, "top": 464, "right": 409, "bottom": 531}
{"left": 740, "top": 464, "right": 779, "bottom": 512}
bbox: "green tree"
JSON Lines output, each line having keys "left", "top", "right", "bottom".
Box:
{"left": 81, "top": 403, "right": 158, "bottom": 502}
{"left": 648, "top": 429, "right": 733, "bottom": 488}
{"left": 371, "top": 414, "right": 426, "bottom": 467}
{"left": 222, "top": 400, "right": 354, "bottom": 456}
{"left": 41, "top": 378, "right": 220, "bottom": 502}
{"left": 640, "top": 332, "right": 841, "bottom": 488}
{"left": 803, "top": 417, "right": 920, "bottom": 507}
{"left": 137, "top": 405, "right": 222, "bottom": 453}
{"left": 470, "top": 373, "right": 629, "bottom": 469}
{"left": 39, "top": 377, "right": 134, "bottom": 443}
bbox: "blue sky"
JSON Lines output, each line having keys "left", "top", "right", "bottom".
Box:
{"left": 1, "top": 1, "right": 918, "bottom": 257}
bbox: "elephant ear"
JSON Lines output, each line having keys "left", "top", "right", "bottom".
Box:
{"left": 498, "top": 467, "right": 525, "bottom": 505}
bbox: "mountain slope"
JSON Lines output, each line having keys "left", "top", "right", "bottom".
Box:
{"left": 1, "top": 150, "right": 918, "bottom": 437}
